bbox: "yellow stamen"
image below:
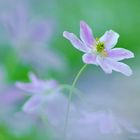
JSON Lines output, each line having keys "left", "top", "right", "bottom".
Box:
{"left": 92, "top": 39, "right": 108, "bottom": 57}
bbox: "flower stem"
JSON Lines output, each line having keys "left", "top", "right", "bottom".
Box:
{"left": 63, "top": 64, "right": 87, "bottom": 139}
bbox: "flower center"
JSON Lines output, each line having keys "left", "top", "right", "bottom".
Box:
{"left": 96, "top": 42, "right": 105, "bottom": 53}
{"left": 94, "top": 38, "right": 108, "bottom": 57}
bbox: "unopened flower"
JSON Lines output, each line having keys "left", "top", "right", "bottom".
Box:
{"left": 63, "top": 21, "right": 134, "bottom": 76}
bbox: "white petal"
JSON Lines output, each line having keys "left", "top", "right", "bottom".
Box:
{"left": 15, "top": 82, "right": 36, "bottom": 94}
{"left": 98, "top": 112, "right": 114, "bottom": 134}
{"left": 100, "top": 30, "right": 119, "bottom": 49}
{"left": 98, "top": 112, "right": 122, "bottom": 134}
{"left": 96, "top": 56, "right": 112, "bottom": 74}
{"left": 82, "top": 53, "right": 97, "bottom": 64}
{"left": 63, "top": 31, "right": 89, "bottom": 52}
{"left": 108, "top": 48, "right": 134, "bottom": 61}
{"left": 105, "top": 58, "right": 133, "bottom": 76}
{"left": 22, "top": 95, "right": 42, "bottom": 114}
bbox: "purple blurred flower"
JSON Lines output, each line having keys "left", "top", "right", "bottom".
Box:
{"left": 0, "top": 87, "right": 23, "bottom": 118}
{"left": 63, "top": 21, "right": 134, "bottom": 76}
{"left": 16, "top": 72, "right": 77, "bottom": 136}
{"left": 0, "top": 4, "right": 65, "bottom": 71}
{"left": 67, "top": 110, "right": 139, "bottom": 140}
{"left": 0, "top": 86, "right": 28, "bottom": 135}
{"left": 78, "top": 110, "right": 138, "bottom": 134}
{"left": 16, "top": 72, "right": 58, "bottom": 94}
{"left": 0, "top": 68, "right": 31, "bottom": 135}
{"left": 0, "top": 68, "right": 23, "bottom": 118}
{"left": 16, "top": 72, "right": 58, "bottom": 114}
{"left": 1, "top": 4, "right": 52, "bottom": 47}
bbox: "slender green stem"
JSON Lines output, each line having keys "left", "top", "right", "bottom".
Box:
{"left": 63, "top": 64, "right": 87, "bottom": 139}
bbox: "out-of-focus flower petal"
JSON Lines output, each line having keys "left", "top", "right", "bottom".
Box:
{"left": 1, "top": 4, "right": 64, "bottom": 72}
{"left": 0, "top": 3, "right": 28, "bottom": 40}
{"left": 108, "top": 48, "right": 134, "bottom": 61}
{"left": 100, "top": 30, "right": 119, "bottom": 49}
{"left": 96, "top": 56, "right": 112, "bottom": 74}
{"left": 29, "top": 20, "right": 53, "bottom": 44}
{"left": 16, "top": 82, "right": 37, "bottom": 94}
{"left": 22, "top": 95, "right": 43, "bottom": 114}
{"left": 82, "top": 53, "right": 97, "bottom": 64}
{"left": 105, "top": 58, "right": 133, "bottom": 76}
{"left": 80, "top": 21, "right": 95, "bottom": 47}
{"left": 97, "top": 112, "right": 122, "bottom": 134}
{"left": 63, "top": 31, "right": 89, "bottom": 52}
{"left": 0, "top": 87, "right": 23, "bottom": 107}
{"left": 16, "top": 72, "right": 58, "bottom": 94}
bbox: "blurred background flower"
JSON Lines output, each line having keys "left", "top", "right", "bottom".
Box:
{"left": 0, "top": 1, "right": 66, "bottom": 77}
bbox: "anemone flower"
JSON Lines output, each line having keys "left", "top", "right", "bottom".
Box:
{"left": 16, "top": 72, "right": 58, "bottom": 113}
{"left": 63, "top": 21, "right": 134, "bottom": 76}
{"left": 16, "top": 72, "right": 77, "bottom": 137}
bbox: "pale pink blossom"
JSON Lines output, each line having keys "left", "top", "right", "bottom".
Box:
{"left": 63, "top": 21, "right": 134, "bottom": 76}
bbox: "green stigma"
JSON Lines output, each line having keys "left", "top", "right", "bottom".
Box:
{"left": 96, "top": 42, "right": 105, "bottom": 53}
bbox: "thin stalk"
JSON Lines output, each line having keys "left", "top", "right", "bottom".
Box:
{"left": 63, "top": 64, "right": 87, "bottom": 139}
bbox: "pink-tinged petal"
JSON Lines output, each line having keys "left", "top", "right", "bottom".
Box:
{"left": 100, "top": 30, "right": 119, "bottom": 49}
{"left": 96, "top": 56, "right": 112, "bottom": 74}
{"left": 63, "top": 31, "right": 89, "bottom": 52}
{"left": 15, "top": 82, "right": 37, "bottom": 94}
{"left": 82, "top": 53, "right": 97, "bottom": 64}
{"left": 16, "top": 72, "right": 58, "bottom": 94}
{"left": 105, "top": 58, "right": 133, "bottom": 76}
{"left": 98, "top": 112, "right": 122, "bottom": 134}
{"left": 22, "top": 95, "right": 42, "bottom": 114}
{"left": 98, "top": 112, "right": 113, "bottom": 134}
{"left": 80, "top": 21, "right": 95, "bottom": 47}
{"left": 82, "top": 111, "right": 122, "bottom": 134}
{"left": 108, "top": 48, "right": 134, "bottom": 61}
